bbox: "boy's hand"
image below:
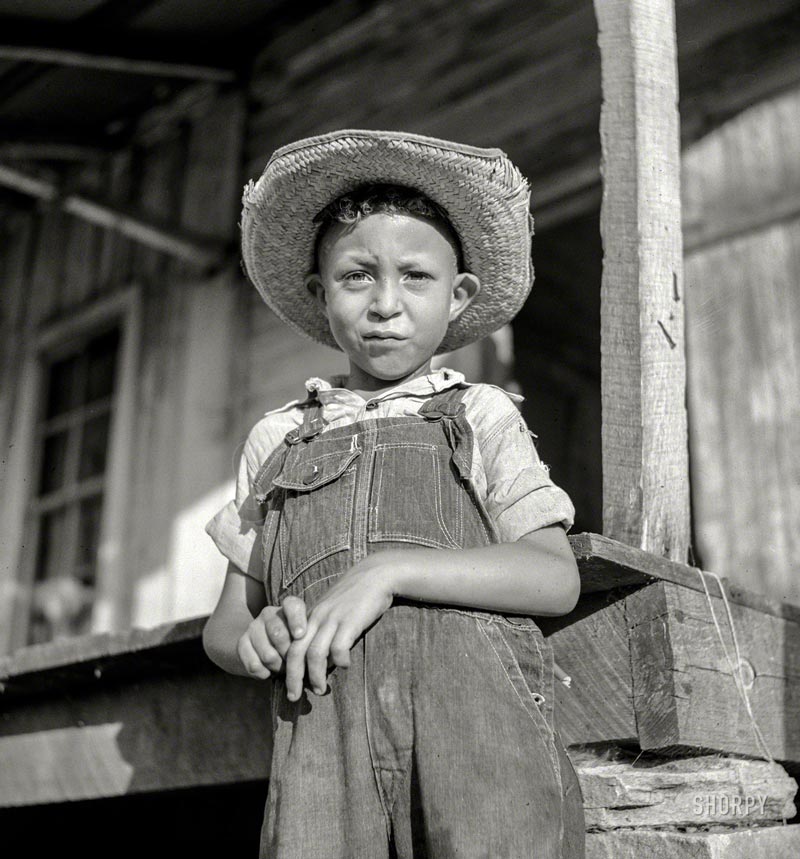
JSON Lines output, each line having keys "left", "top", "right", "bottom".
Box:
{"left": 284, "top": 554, "right": 398, "bottom": 701}
{"left": 236, "top": 597, "right": 309, "bottom": 680}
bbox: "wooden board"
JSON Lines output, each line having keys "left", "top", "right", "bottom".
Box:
{"left": 628, "top": 581, "right": 800, "bottom": 761}
{"left": 544, "top": 592, "right": 637, "bottom": 747}
{"left": 593, "top": 0, "right": 689, "bottom": 560}
{"left": 0, "top": 667, "right": 271, "bottom": 807}
{"left": 570, "top": 533, "right": 800, "bottom": 624}
{"left": 682, "top": 86, "right": 800, "bottom": 604}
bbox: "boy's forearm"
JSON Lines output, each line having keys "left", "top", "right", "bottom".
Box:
{"left": 385, "top": 530, "right": 580, "bottom": 617}
{"left": 203, "top": 605, "right": 255, "bottom": 677}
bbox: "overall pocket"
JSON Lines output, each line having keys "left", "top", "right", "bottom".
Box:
{"left": 273, "top": 439, "right": 360, "bottom": 590}
{"left": 367, "top": 442, "right": 464, "bottom": 550}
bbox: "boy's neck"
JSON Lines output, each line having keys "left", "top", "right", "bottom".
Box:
{"left": 345, "top": 359, "right": 434, "bottom": 400}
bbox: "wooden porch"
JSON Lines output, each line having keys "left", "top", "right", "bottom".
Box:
{"left": 2, "top": 536, "right": 798, "bottom": 855}
{"left": 1, "top": 0, "right": 799, "bottom": 855}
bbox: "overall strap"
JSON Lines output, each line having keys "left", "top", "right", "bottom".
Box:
{"left": 418, "top": 384, "right": 473, "bottom": 481}
{"left": 252, "top": 394, "right": 325, "bottom": 502}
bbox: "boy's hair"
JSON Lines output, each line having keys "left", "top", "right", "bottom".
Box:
{"left": 312, "top": 183, "right": 464, "bottom": 271}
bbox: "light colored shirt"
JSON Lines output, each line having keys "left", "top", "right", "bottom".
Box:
{"left": 206, "top": 368, "right": 575, "bottom": 581}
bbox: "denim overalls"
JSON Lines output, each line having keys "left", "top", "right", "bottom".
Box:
{"left": 252, "top": 385, "right": 585, "bottom": 858}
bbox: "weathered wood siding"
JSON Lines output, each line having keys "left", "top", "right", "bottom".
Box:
{"left": 0, "top": 91, "right": 332, "bottom": 652}
{"left": 683, "top": 87, "right": 800, "bottom": 602}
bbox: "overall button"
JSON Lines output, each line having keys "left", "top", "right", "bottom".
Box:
{"left": 365, "top": 401, "right": 379, "bottom": 410}
{"left": 302, "top": 465, "right": 320, "bottom": 484}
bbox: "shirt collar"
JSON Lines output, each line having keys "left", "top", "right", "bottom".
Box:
{"left": 303, "top": 367, "right": 522, "bottom": 406}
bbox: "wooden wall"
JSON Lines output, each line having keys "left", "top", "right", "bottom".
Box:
{"left": 0, "top": 90, "right": 342, "bottom": 653}
{"left": 3, "top": 0, "right": 799, "bottom": 651}
{"left": 683, "top": 86, "right": 800, "bottom": 602}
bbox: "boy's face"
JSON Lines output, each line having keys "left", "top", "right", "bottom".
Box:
{"left": 307, "top": 212, "right": 479, "bottom": 390}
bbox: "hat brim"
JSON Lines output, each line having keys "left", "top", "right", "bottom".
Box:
{"left": 241, "top": 129, "right": 534, "bottom": 353}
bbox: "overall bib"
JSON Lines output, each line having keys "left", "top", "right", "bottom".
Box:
{"left": 252, "top": 386, "right": 585, "bottom": 859}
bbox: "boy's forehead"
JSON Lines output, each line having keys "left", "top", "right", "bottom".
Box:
{"left": 317, "top": 212, "right": 461, "bottom": 265}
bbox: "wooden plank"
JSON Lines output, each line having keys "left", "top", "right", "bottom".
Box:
{"left": 97, "top": 149, "right": 134, "bottom": 290}
{"left": 682, "top": 86, "right": 800, "bottom": 604}
{"left": 0, "top": 164, "right": 229, "bottom": 270}
{"left": 572, "top": 749, "right": 796, "bottom": 828}
{"left": 593, "top": 0, "right": 689, "bottom": 560}
{"left": 0, "top": 46, "right": 234, "bottom": 83}
{"left": 570, "top": 533, "right": 800, "bottom": 624}
{"left": 0, "top": 667, "right": 271, "bottom": 807}
{"left": 543, "top": 592, "right": 637, "bottom": 746}
{"left": 586, "top": 826, "right": 800, "bottom": 859}
{"left": 0, "top": 616, "right": 206, "bottom": 697}
{"left": 0, "top": 143, "right": 106, "bottom": 162}
{"left": 62, "top": 162, "right": 102, "bottom": 310}
{"left": 628, "top": 581, "right": 800, "bottom": 761}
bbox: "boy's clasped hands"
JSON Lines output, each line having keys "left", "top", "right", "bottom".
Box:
{"left": 237, "top": 552, "right": 399, "bottom": 701}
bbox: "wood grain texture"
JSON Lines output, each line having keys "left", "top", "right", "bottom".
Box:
{"left": 593, "top": 0, "right": 689, "bottom": 560}
{"left": 0, "top": 668, "right": 271, "bottom": 807}
{"left": 683, "top": 87, "right": 800, "bottom": 604}
{"left": 544, "top": 592, "right": 637, "bottom": 747}
{"left": 628, "top": 581, "right": 800, "bottom": 761}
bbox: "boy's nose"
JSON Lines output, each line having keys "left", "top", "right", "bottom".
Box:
{"left": 369, "top": 279, "right": 401, "bottom": 318}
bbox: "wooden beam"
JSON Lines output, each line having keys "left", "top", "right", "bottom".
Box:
{"left": 0, "top": 143, "right": 107, "bottom": 162}
{"left": 0, "top": 164, "right": 229, "bottom": 270}
{"left": 593, "top": 0, "right": 690, "bottom": 561}
{"left": 0, "top": 669, "right": 271, "bottom": 806}
{"left": 628, "top": 581, "right": 800, "bottom": 761}
{"left": 543, "top": 592, "right": 637, "bottom": 747}
{"left": 0, "top": 45, "right": 235, "bottom": 82}
{"left": 684, "top": 186, "right": 800, "bottom": 253}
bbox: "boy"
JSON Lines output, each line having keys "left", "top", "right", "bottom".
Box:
{"left": 204, "top": 130, "right": 584, "bottom": 857}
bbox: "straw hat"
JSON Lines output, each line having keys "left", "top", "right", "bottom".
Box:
{"left": 240, "top": 129, "right": 534, "bottom": 353}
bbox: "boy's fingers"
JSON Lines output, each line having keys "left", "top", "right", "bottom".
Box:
{"left": 263, "top": 614, "right": 292, "bottom": 659}
{"left": 250, "top": 621, "right": 284, "bottom": 673}
{"left": 284, "top": 627, "right": 315, "bottom": 701}
{"left": 306, "top": 622, "right": 337, "bottom": 694}
{"left": 281, "top": 596, "right": 308, "bottom": 638}
{"left": 329, "top": 627, "right": 355, "bottom": 669}
{"left": 237, "top": 636, "right": 271, "bottom": 680}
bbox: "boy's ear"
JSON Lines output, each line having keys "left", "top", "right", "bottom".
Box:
{"left": 449, "top": 272, "right": 481, "bottom": 322}
{"left": 305, "top": 273, "right": 326, "bottom": 310}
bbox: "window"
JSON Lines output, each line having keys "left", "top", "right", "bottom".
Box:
{"left": 27, "top": 327, "right": 121, "bottom": 644}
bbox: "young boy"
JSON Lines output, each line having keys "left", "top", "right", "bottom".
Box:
{"left": 203, "top": 130, "right": 585, "bottom": 858}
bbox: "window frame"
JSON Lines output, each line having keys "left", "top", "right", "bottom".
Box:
{"left": 7, "top": 288, "right": 141, "bottom": 650}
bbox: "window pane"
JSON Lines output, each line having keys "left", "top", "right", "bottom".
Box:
{"left": 45, "top": 354, "right": 81, "bottom": 418}
{"left": 85, "top": 329, "right": 120, "bottom": 403}
{"left": 35, "top": 508, "right": 69, "bottom": 582}
{"left": 39, "top": 430, "right": 69, "bottom": 494}
{"left": 78, "top": 412, "right": 111, "bottom": 480}
{"left": 76, "top": 494, "right": 103, "bottom": 584}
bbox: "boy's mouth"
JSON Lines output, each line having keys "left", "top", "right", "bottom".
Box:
{"left": 363, "top": 332, "right": 407, "bottom": 341}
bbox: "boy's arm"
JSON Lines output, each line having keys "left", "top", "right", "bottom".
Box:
{"left": 284, "top": 525, "right": 580, "bottom": 700}
{"left": 203, "top": 562, "right": 307, "bottom": 679}
{"left": 390, "top": 523, "right": 580, "bottom": 616}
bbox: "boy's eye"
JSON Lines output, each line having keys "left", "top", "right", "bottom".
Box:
{"left": 343, "top": 271, "right": 371, "bottom": 283}
{"left": 405, "top": 271, "right": 431, "bottom": 281}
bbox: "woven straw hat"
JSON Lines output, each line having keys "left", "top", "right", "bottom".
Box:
{"left": 240, "top": 129, "right": 534, "bottom": 353}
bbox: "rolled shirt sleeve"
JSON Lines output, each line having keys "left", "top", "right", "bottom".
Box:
{"left": 205, "top": 436, "right": 268, "bottom": 581}
{"left": 467, "top": 387, "right": 575, "bottom": 542}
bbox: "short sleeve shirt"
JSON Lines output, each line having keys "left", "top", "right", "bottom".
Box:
{"left": 206, "top": 368, "right": 575, "bottom": 580}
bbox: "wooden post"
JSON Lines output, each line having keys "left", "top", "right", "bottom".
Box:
{"left": 593, "top": 0, "right": 690, "bottom": 560}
